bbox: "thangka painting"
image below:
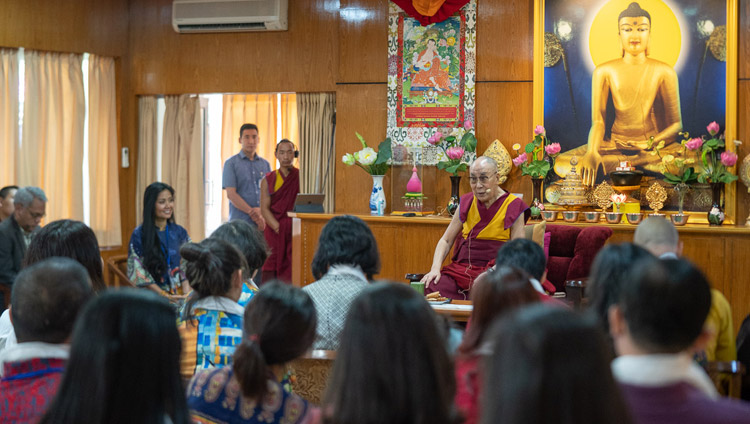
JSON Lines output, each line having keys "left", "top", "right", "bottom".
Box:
{"left": 387, "top": 0, "right": 476, "bottom": 166}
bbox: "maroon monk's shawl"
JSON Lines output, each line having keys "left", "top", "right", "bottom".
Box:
{"left": 262, "top": 168, "right": 299, "bottom": 281}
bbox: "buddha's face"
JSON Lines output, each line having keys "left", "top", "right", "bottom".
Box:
{"left": 618, "top": 16, "right": 650, "bottom": 56}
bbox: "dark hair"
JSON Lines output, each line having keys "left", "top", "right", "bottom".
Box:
{"left": 0, "top": 185, "right": 18, "bottom": 199}
{"left": 239, "top": 123, "right": 258, "bottom": 137}
{"left": 311, "top": 215, "right": 380, "bottom": 280}
{"left": 140, "top": 182, "right": 175, "bottom": 284}
{"left": 275, "top": 138, "right": 296, "bottom": 153}
{"left": 619, "top": 2, "right": 651, "bottom": 24}
{"left": 586, "top": 243, "right": 653, "bottom": 334}
{"left": 11, "top": 257, "right": 93, "bottom": 343}
{"left": 495, "top": 239, "right": 547, "bottom": 280}
{"left": 324, "top": 283, "right": 458, "bottom": 424}
{"left": 181, "top": 238, "right": 247, "bottom": 319}
{"left": 22, "top": 219, "right": 105, "bottom": 292}
{"left": 210, "top": 220, "right": 269, "bottom": 279}
{"left": 482, "top": 305, "right": 632, "bottom": 424}
{"left": 40, "top": 290, "right": 190, "bottom": 424}
{"left": 620, "top": 258, "right": 712, "bottom": 353}
{"left": 459, "top": 266, "right": 539, "bottom": 354}
{"left": 232, "top": 282, "right": 317, "bottom": 400}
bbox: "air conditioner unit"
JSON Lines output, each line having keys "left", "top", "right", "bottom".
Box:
{"left": 172, "top": 0, "right": 288, "bottom": 33}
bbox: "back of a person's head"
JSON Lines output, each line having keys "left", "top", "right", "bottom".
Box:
{"left": 620, "top": 258, "right": 712, "bottom": 354}
{"left": 495, "top": 239, "right": 546, "bottom": 280}
{"left": 232, "top": 282, "right": 317, "bottom": 400}
{"left": 39, "top": 289, "right": 189, "bottom": 424}
{"left": 482, "top": 305, "right": 632, "bottom": 424}
{"left": 181, "top": 238, "right": 247, "bottom": 315}
{"left": 210, "top": 220, "right": 270, "bottom": 278}
{"left": 11, "top": 257, "right": 93, "bottom": 344}
{"left": 324, "top": 282, "right": 457, "bottom": 424}
{"left": 633, "top": 217, "right": 679, "bottom": 254}
{"left": 459, "top": 266, "right": 539, "bottom": 354}
{"left": 586, "top": 243, "right": 653, "bottom": 331}
{"left": 311, "top": 215, "right": 380, "bottom": 280}
{"left": 22, "top": 219, "right": 105, "bottom": 292}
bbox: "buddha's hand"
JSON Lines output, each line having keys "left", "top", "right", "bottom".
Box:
{"left": 580, "top": 150, "right": 603, "bottom": 186}
{"left": 421, "top": 270, "right": 440, "bottom": 288}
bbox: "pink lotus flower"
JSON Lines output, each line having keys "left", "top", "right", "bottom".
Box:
{"left": 533, "top": 125, "right": 545, "bottom": 136}
{"left": 685, "top": 137, "right": 703, "bottom": 151}
{"left": 463, "top": 120, "right": 473, "bottom": 131}
{"left": 707, "top": 121, "right": 720, "bottom": 136}
{"left": 545, "top": 142, "right": 561, "bottom": 156}
{"left": 446, "top": 146, "right": 465, "bottom": 160}
{"left": 512, "top": 153, "right": 528, "bottom": 167}
{"left": 427, "top": 132, "right": 443, "bottom": 145}
{"left": 720, "top": 151, "right": 738, "bottom": 167}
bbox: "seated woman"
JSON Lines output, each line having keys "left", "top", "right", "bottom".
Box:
{"left": 40, "top": 290, "right": 190, "bottom": 424}
{"left": 302, "top": 215, "right": 380, "bottom": 350}
{"left": 127, "top": 182, "right": 191, "bottom": 300}
{"left": 455, "top": 266, "right": 540, "bottom": 424}
{"left": 209, "top": 220, "right": 270, "bottom": 307}
{"left": 482, "top": 305, "right": 632, "bottom": 424}
{"left": 187, "top": 282, "right": 319, "bottom": 424}
{"left": 178, "top": 238, "right": 247, "bottom": 379}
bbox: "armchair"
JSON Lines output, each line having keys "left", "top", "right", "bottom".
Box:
{"left": 545, "top": 225, "right": 612, "bottom": 293}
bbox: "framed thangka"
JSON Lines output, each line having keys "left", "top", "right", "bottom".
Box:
{"left": 387, "top": 0, "right": 476, "bottom": 166}
{"left": 533, "top": 0, "right": 738, "bottom": 221}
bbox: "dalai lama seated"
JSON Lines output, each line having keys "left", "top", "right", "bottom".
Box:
{"left": 423, "top": 156, "right": 529, "bottom": 300}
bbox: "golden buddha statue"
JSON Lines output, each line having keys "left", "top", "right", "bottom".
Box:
{"left": 555, "top": 2, "right": 683, "bottom": 186}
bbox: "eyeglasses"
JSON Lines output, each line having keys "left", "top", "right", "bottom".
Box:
{"left": 469, "top": 173, "right": 497, "bottom": 184}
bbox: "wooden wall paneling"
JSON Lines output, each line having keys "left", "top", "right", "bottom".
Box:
{"left": 679, "top": 236, "right": 726, "bottom": 291}
{"left": 736, "top": 81, "right": 750, "bottom": 226}
{"left": 475, "top": 0, "right": 534, "bottom": 82}
{"left": 338, "top": 0, "right": 388, "bottom": 83}
{"left": 740, "top": 0, "right": 749, "bottom": 79}
{"left": 724, "top": 237, "right": 750, "bottom": 334}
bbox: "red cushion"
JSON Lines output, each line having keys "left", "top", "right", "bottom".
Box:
{"left": 544, "top": 225, "right": 612, "bottom": 292}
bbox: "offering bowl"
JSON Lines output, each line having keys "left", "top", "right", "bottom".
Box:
{"left": 626, "top": 213, "right": 644, "bottom": 225}
{"left": 541, "top": 211, "right": 558, "bottom": 222}
{"left": 562, "top": 211, "right": 579, "bottom": 222}
{"left": 605, "top": 212, "right": 623, "bottom": 224}
{"left": 583, "top": 211, "right": 601, "bottom": 223}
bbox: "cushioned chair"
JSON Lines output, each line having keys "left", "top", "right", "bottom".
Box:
{"left": 545, "top": 224, "right": 613, "bottom": 293}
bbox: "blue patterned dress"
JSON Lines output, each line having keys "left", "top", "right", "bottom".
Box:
{"left": 127, "top": 222, "right": 190, "bottom": 294}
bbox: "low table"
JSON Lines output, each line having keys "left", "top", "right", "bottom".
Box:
{"left": 430, "top": 300, "right": 472, "bottom": 322}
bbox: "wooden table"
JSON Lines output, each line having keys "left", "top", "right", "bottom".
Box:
{"left": 430, "top": 300, "right": 472, "bottom": 323}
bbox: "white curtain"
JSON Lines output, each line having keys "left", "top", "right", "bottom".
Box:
{"left": 297, "top": 93, "right": 336, "bottom": 212}
{"left": 20, "top": 51, "right": 85, "bottom": 222}
{"left": 0, "top": 49, "right": 18, "bottom": 185}
{"left": 136, "top": 96, "right": 158, "bottom": 225}
{"left": 87, "top": 54, "right": 122, "bottom": 246}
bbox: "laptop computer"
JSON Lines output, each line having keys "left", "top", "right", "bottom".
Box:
{"left": 294, "top": 194, "right": 325, "bottom": 213}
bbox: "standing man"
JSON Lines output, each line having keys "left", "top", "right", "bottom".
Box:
{"left": 222, "top": 124, "right": 271, "bottom": 229}
{"left": 260, "top": 139, "right": 299, "bottom": 283}
{"left": 0, "top": 186, "right": 18, "bottom": 222}
{"left": 0, "top": 186, "right": 47, "bottom": 289}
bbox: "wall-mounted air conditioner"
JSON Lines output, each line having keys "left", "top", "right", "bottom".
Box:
{"left": 172, "top": 0, "right": 288, "bottom": 33}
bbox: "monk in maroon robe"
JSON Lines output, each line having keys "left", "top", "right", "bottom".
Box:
{"left": 260, "top": 140, "right": 300, "bottom": 283}
{"left": 423, "top": 157, "right": 529, "bottom": 299}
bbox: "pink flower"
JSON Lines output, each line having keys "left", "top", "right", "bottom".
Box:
{"left": 545, "top": 142, "right": 561, "bottom": 156}
{"left": 533, "top": 125, "right": 545, "bottom": 136}
{"left": 512, "top": 153, "right": 528, "bottom": 167}
{"left": 720, "top": 151, "right": 738, "bottom": 167}
{"left": 446, "top": 146, "right": 465, "bottom": 160}
{"left": 685, "top": 137, "right": 703, "bottom": 151}
{"left": 707, "top": 121, "right": 720, "bottom": 136}
{"left": 427, "top": 132, "right": 443, "bottom": 145}
{"left": 463, "top": 120, "right": 473, "bottom": 131}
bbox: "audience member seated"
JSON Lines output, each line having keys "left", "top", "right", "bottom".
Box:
{"left": 187, "top": 282, "right": 319, "bottom": 424}
{"left": 0, "top": 258, "right": 93, "bottom": 422}
{"left": 455, "top": 266, "right": 540, "bottom": 424}
{"left": 0, "top": 187, "right": 47, "bottom": 295}
{"left": 323, "top": 283, "right": 458, "bottom": 424}
{"left": 634, "top": 217, "right": 736, "bottom": 362}
{"left": 127, "top": 182, "right": 191, "bottom": 301}
{"left": 0, "top": 185, "right": 18, "bottom": 222}
{"left": 609, "top": 258, "right": 750, "bottom": 423}
{"left": 495, "top": 238, "right": 555, "bottom": 301}
{"left": 39, "top": 289, "right": 191, "bottom": 424}
{"left": 0, "top": 219, "right": 105, "bottom": 352}
{"left": 482, "top": 305, "right": 632, "bottom": 424}
{"left": 422, "top": 156, "right": 529, "bottom": 300}
{"left": 178, "top": 239, "right": 247, "bottom": 379}
{"left": 302, "top": 215, "right": 380, "bottom": 350}
{"left": 210, "top": 220, "right": 270, "bottom": 307}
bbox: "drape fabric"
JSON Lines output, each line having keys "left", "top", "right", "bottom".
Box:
{"left": 0, "top": 49, "right": 18, "bottom": 185}
{"left": 20, "top": 51, "right": 85, "bottom": 222}
{"left": 279, "top": 93, "right": 299, "bottom": 143}
{"left": 297, "top": 93, "right": 336, "bottom": 212}
{"left": 136, "top": 96, "right": 158, "bottom": 225}
{"left": 87, "top": 55, "right": 122, "bottom": 246}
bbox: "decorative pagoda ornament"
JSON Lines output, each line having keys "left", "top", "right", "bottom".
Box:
{"left": 556, "top": 156, "right": 588, "bottom": 208}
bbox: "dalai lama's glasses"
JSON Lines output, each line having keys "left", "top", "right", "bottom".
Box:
{"left": 469, "top": 173, "right": 497, "bottom": 185}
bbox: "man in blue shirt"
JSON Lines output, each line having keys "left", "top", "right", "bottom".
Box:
{"left": 222, "top": 123, "right": 271, "bottom": 229}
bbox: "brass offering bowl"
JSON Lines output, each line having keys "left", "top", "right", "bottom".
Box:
{"left": 626, "top": 213, "right": 644, "bottom": 225}
{"left": 562, "top": 211, "right": 579, "bottom": 222}
{"left": 649, "top": 213, "right": 666, "bottom": 218}
{"left": 583, "top": 211, "right": 601, "bottom": 223}
{"left": 541, "top": 211, "right": 558, "bottom": 222}
{"left": 670, "top": 213, "right": 689, "bottom": 226}
{"left": 605, "top": 212, "right": 623, "bottom": 224}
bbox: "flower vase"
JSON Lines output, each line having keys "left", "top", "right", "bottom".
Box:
{"left": 530, "top": 177, "right": 544, "bottom": 219}
{"left": 369, "top": 175, "right": 386, "bottom": 216}
{"left": 707, "top": 182, "right": 725, "bottom": 226}
{"left": 447, "top": 175, "right": 462, "bottom": 216}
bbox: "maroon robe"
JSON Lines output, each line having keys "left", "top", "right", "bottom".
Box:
{"left": 262, "top": 167, "right": 299, "bottom": 282}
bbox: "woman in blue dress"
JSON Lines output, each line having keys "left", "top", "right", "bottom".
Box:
{"left": 127, "top": 182, "right": 191, "bottom": 300}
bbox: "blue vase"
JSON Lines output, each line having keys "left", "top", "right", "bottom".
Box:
{"left": 370, "top": 175, "right": 386, "bottom": 216}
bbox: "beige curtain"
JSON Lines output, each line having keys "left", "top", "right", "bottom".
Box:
{"left": 280, "top": 93, "right": 299, "bottom": 143}
{"left": 297, "top": 93, "right": 336, "bottom": 212}
{"left": 162, "top": 95, "right": 205, "bottom": 241}
{"left": 220, "top": 94, "right": 277, "bottom": 221}
{"left": 136, "top": 96, "right": 158, "bottom": 225}
{"left": 20, "top": 51, "right": 85, "bottom": 222}
{"left": 0, "top": 49, "right": 18, "bottom": 185}
{"left": 87, "top": 55, "right": 121, "bottom": 246}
